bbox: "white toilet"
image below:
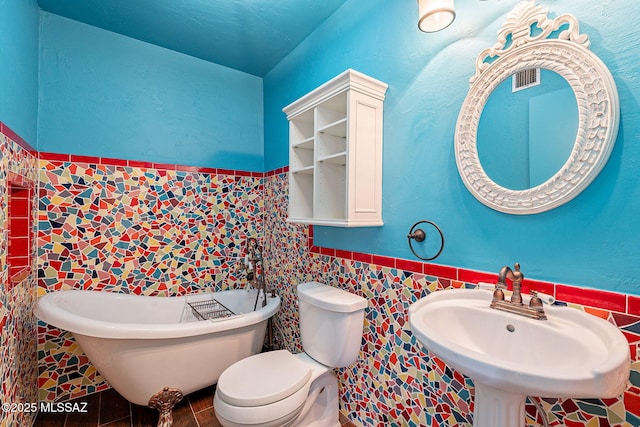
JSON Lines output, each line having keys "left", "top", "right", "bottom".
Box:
{"left": 214, "top": 281, "right": 367, "bottom": 427}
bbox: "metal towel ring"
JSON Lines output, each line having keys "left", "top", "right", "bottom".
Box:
{"left": 407, "top": 220, "right": 445, "bottom": 261}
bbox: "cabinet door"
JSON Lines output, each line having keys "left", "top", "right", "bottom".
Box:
{"left": 347, "top": 91, "right": 383, "bottom": 225}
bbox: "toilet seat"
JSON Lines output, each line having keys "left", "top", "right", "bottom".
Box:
{"left": 214, "top": 379, "right": 311, "bottom": 426}
{"left": 215, "top": 350, "right": 316, "bottom": 425}
{"left": 217, "top": 350, "right": 312, "bottom": 406}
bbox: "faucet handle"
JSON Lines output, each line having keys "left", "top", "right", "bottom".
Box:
{"left": 490, "top": 280, "right": 506, "bottom": 301}
{"left": 529, "top": 291, "right": 545, "bottom": 312}
{"left": 492, "top": 287, "right": 505, "bottom": 301}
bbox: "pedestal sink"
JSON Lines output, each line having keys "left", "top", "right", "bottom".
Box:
{"left": 409, "top": 288, "right": 630, "bottom": 427}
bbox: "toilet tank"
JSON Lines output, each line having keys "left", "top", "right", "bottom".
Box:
{"left": 297, "top": 282, "right": 367, "bottom": 368}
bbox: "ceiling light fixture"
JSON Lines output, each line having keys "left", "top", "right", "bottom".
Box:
{"left": 418, "top": 0, "right": 456, "bottom": 33}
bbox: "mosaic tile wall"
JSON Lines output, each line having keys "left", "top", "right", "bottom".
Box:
{"left": 37, "top": 154, "right": 265, "bottom": 402}
{"left": 0, "top": 124, "right": 39, "bottom": 427}
{"left": 34, "top": 155, "right": 640, "bottom": 426}
{"left": 263, "top": 171, "right": 640, "bottom": 427}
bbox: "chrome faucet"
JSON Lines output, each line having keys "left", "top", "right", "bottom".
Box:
{"left": 245, "top": 237, "right": 276, "bottom": 351}
{"left": 246, "top": 237, "right": 268, "bottom": 309}
{"left": 497, "top": 263, "right": 524, "bottom": 304}
{"left": 490, "top": 263, "right": 547, "bottom": 320}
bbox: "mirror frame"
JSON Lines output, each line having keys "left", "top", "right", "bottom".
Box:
{"left": 455, "top": 1, "right": 619, "bottom": 214}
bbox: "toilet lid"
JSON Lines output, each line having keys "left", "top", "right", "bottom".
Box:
{"left": 217, "top": 350, "right": 312, "bottom": 407}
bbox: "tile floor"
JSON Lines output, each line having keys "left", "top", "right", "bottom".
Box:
{"left": 34, "top": 386, "right": 220, "bottom": 427}
{"left": 34, "top": 386, "right": 357, "bottom": 427}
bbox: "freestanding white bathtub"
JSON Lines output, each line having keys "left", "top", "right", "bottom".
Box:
{"left": 34, "top": 288, "right": 280, "bottom": 410}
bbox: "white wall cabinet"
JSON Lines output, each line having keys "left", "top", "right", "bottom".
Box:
{"left": 283, "top": 69, "right": 387, "bottom": 227}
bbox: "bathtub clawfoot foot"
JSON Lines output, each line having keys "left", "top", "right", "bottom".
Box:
{"left": 148, "top": 386, "right": 184, "bottom": 427}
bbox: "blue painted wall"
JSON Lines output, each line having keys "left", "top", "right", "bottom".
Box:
{"left": 0, "top": 0, "right": 39, "bottom": 144}
{"left": 263, "top": 0, "right": 640, "bottom": 295}
{"left": 38, "top": 12, "right": 264, "bottom": 171}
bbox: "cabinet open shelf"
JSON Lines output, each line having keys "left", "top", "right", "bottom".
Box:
{"left": 318, "top": 118, "right": 347, "bottom": 137}
{"left": 292, "top": 137, "right": 314, "bottom": 150}
{"left": 291, "top": 165, "right": 314, "bottom": 174}
{"left": 318, "top": 152, "right": 347, "bottom": 165}
{"left": 291, "top": 143, "right": 314, "bottom": 171}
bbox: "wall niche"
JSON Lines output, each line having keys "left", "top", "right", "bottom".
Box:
{"left": 6, "top": 172, "right": 33, "bottom": 289}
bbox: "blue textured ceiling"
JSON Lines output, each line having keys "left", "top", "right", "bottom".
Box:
{"left": 37, "top": 0, "right": 349, "bottom": 76}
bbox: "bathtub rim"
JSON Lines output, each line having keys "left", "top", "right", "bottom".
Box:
{"left": 34, "top": 288, "right": 280, "bottom": 340}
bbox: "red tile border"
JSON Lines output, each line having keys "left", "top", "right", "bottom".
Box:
{"left": 127, "top": 160, "right": 154, "bottom": 168}
{"left": 352, "top": 251, "right": 373, "bottom": 264}
{"left": 628, "top": 296, "right": 640, "bottom": 317}
{"left": 265, "top": 166, "right": 289, "bottom": 177}
{"left": 372, "top": 255, "right": 395, "bottom": 269}
{"left": 101, "top": 157, "right": 128, "bottom": 167}
{"left": 0, "top": 121, "right": 35, "bottom": 152}
{"left": 319, "top": 247, "right": 336, "bottom": 257}
{"left": 424, "top": 263, "right": 457, "bottom": 280}
{"left": 556, "top": 284, "right": 627, "bottom": 313}
{"left": 176, "top": 164, "right": 207, "bottom": 172}
{"left": 335, "top": 249, "right": 352, "bottom": 260}
{"left": 38, "top": 150, "right": 267, "bottom": 178}
{"left": 216, "top": 168, "right": 236, "bottom": 176}
{"left": 521, "top": 278, "right": 555, "bottom": 296}
{"left": 39, "top": 152, "right": 71, "bottom": 162}
{"left": 396, "top": 258, "right": 423, "bottom": 273}
{"left": 154, "top": 162, "right": 177, "bottom": 171}
{"left": 70, "top": 154, "right": 101, "bottom": 164}
{"left": 458, "top": 268, "right": 496, "bottom": 284}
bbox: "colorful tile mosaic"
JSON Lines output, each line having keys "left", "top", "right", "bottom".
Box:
{"left": 37, "top": 156, "right": 265, "bottom": 401}
{"left": 262, "top": 171, "right": 640, "bottom": 427}
{"left": 0, "top": 125, "right": 39, "bottom": 427}
{"left": 28, "top": 151, "right": 640, "bottom": 427}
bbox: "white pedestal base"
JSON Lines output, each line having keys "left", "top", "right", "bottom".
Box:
{"left": 473, "top": 382, "right": 526, "bottom": 427}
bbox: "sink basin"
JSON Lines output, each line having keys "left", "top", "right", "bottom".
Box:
{"left": 409, "top": 288, "right": 630, "bottom": 427}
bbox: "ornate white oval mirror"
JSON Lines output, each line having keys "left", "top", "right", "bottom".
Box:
{"left": 455, "top": 1, "right": 619, "bottom": 214}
